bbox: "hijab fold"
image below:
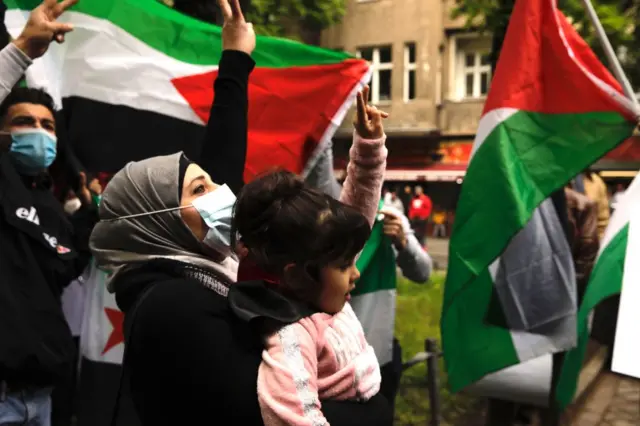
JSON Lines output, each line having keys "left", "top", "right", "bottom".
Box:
{"left": 90, "top": 152, "right": 238, "bottom": 292}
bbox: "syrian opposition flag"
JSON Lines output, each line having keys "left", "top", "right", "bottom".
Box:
{"left": 441, "top": 0, "right": 638, "bottom": 395}
{"left": 554, "top": 174, "right": 640, "bottom": 407}
{"left": 3, "top": 0, "right": 370, "bottom": 180}
{"left": 73, "top": 260, "right": 141, "bottom": 426}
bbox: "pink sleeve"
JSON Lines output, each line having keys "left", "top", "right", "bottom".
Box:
{"left": 339, "top": 131, "right": 388, "bottom": 227}
{"left": 258, "top": 321, "right": 329, "bottom": 426}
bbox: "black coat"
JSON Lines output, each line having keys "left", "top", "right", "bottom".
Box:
{"left": 0, "top": 155, "right": 97, "bottom": 386}
{"left": 115, "top": 259, "right": 393, "bottom": 426}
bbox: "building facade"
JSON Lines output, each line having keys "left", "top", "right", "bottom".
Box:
{"left": 321, "top": 0, "right": 639, "bottom": 210}
{"left": 321, "top": 0, "right": 490, "bottom": 188}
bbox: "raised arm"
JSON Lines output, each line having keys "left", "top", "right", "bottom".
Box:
{"left": 0, "top": 44, "right": 30, "bottom": 103}
{"left": 199, "top": 0, "right": 255, "bottom": 195}
{"left": 1, "top": 0, "right": 78, "bottom": 104}
{"left": 338, "top": 87, "right": 388, "bottom": 226}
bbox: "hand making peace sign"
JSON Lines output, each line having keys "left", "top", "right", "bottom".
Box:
{"left": 354, "top": 85, "right": 389, "bottom": 140}
{"left": 13, "top": 0, "right": 78, "bottom": 60}
{"left": 218, "top": 0, "right": 255, "bottom": 55}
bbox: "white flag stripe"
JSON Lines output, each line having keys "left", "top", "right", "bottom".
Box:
{"left": 5, "top": 10, "right": 217, "bottom": 123}
{"left": 80, "top": 262, "right": 124, "bottom": 365}
{"left": 611, "top": 201, "right": 640, "bottom": 379}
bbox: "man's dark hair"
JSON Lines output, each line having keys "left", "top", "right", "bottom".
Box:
{"left": 0, "top": 87, "right": 56, "bottom": 123}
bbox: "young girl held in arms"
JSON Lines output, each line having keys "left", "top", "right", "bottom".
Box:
{"left": 229, "top": 88, "right": 388, "bottom": 426}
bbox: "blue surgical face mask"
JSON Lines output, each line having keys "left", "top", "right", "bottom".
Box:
{"left": 102, "top": 184, "right": 237, "bottom": 258}
{"left": 9, "top": 128, "right": 57, "bottom": 175}
{"left": 191, "top": 184, "right": 236, "bottom": 257}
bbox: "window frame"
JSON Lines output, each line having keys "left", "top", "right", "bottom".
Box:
{"left": 356, "top": 45, "right": 393, "bottom": 105}
{"left": 403, "top": 42, "right": 417, "bottom": 103}
{"left": 448, "top": 34, "right": 492, "bottom": 101}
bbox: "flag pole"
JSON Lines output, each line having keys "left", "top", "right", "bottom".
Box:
{"left": 580, "top": 0, "right": 640, "bottom": 113}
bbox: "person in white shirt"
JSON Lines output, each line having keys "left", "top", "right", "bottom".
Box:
{"left": 383, "top": 186, "right": 405, "bottom": 213}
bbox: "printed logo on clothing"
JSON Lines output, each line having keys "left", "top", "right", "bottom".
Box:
{"left": 15, "top": 206, "right": 40, "bottom": 225}
{"left": 43, "top": 232, "right": 58, "bottom": 249}
{"left": 56, "top": 245, "right": 71, "bottom": 254}
{"left": 15, "top": 206, "right": 68, "bottom": 251}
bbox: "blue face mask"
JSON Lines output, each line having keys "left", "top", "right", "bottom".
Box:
{"left": 10, "top": 128, "right": 57, "bottom": 175}
{"left": 103, "top": 184, "right": 237, "bottom": 258}
{"left": 191, "top": 184, "right": 236, "bottom": 257}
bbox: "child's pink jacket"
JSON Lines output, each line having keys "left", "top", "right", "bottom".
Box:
{"left": 258, "top": 132, "right": 387, "bottom": 426}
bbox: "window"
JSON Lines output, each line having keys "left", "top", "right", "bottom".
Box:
{"left": 357, "top": 45, "right": 392, "bottom": 104}
{"left": 450, "top": 35, "right": 492, "bottom": 100}
{"left": 404, "top": 42, "right": 417, "bottom": 102}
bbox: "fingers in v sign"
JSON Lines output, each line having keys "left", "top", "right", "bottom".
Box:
{"left": 354, "top": 85, "right": 389, "bottom": 140}
{"left": 218, "top": 0, "right": 255, "bottom": 55}
{"left": 14, "top": 0, "right": 78, "bottom": 59}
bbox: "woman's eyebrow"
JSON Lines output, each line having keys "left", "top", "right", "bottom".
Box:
{"left": 189, "top": 175, "right": 206, "bottom": 186}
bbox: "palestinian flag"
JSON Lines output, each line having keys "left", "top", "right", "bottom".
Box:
{"left": 441, "top": 0, "right": 638, "bottom": 394}
{"left": 350, "top": 202, "right": 398, "bottom": 366}
{"left": 555, "top": 174, "right": 639, "bottom": 407}
{"left": 4, "top": 0, "right": 370, "bottom": 181}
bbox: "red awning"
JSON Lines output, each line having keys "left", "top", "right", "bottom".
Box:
{"left": 334, "top": 163, "right": 467, "bottom": 182}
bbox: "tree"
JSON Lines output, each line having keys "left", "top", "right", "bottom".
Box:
{"left": 245, "top": 0, "right": 347, "bottom": 42}
{"left": 166, "top": 0, "right": 347, "bottom": 43}
{"left": 453, "top": 0, "right": 640, "bottom": 89}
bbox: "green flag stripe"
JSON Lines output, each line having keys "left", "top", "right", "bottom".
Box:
{"left": 444, "top": 110, "right": 632, "bottom": 312}
{"left": 353, "top": 218, "right": 397, "bottom": 296}
{"left": 5, "top": 0, "right": 352, "bottom": 67}
{"left": 555, "top": 224, "right": 628, "bottom": 408}
{"left": 443, "top": 268, "right": 519, "bottom": 392}
{"left": 443, "top": 110, "right": 632, "bottom": 391}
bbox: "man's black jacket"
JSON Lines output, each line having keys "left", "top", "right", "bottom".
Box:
{"left": 0, "top": 155, "right": 97, "bottom": 386}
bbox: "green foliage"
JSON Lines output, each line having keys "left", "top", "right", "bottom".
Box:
{"left": 453, "top": 0, "right": 640, "bottom": 88}
{"left": 246, "top": 0, "right": 347, "bottom": 39}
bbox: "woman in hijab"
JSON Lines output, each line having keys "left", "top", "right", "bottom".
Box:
{"left": 89, "top": 1, "right": 393, "bottom": 425}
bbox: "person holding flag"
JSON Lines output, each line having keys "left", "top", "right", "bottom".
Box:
{"left": 0, "top": 1, "right": 100, "bottom": 425}
{"left": 88, "top": 0, "right": 394, "bottom": 425}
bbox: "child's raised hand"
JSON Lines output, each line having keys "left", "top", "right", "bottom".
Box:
{"left": 353, "top": 85, "right": 389, "bottom": 140}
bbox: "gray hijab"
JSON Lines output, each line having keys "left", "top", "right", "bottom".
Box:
{"left": 90, "top": 152, "right": 238, "bottom": 292}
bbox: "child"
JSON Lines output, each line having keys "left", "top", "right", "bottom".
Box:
{"left": 229, "top": 88, "right": 388, "bottom": 426}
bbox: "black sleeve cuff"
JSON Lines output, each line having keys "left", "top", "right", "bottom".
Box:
{"left": 218, "top": 50, "right": 256, "bottom": 80}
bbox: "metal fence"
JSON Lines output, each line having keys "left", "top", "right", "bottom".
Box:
{"left": 401, "top": 338, "right": 443, "bottom": 426}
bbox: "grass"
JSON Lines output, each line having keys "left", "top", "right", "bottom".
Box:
{"left": 395, "top": 272, "right": 484, "bottom": 426}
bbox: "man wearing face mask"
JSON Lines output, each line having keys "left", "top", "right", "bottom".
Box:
{"left": 0, "top": 1, "right": 98, "bottom": 425}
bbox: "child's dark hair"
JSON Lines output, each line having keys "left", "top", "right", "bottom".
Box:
{"left": 232, "top": 170, "right": 371, "bottom": 300}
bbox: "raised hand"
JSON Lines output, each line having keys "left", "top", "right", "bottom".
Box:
{"left": 218, "top": 0, "right": 255, "bottom": 55}
{"left": 353, "top": 85, "right": 388, "bottom": 140}
{"left": 380, "top": 207, "right": 407, "bottom": 251}
{"left": 13, "top": 0, "right": 78, "bottom": 59}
